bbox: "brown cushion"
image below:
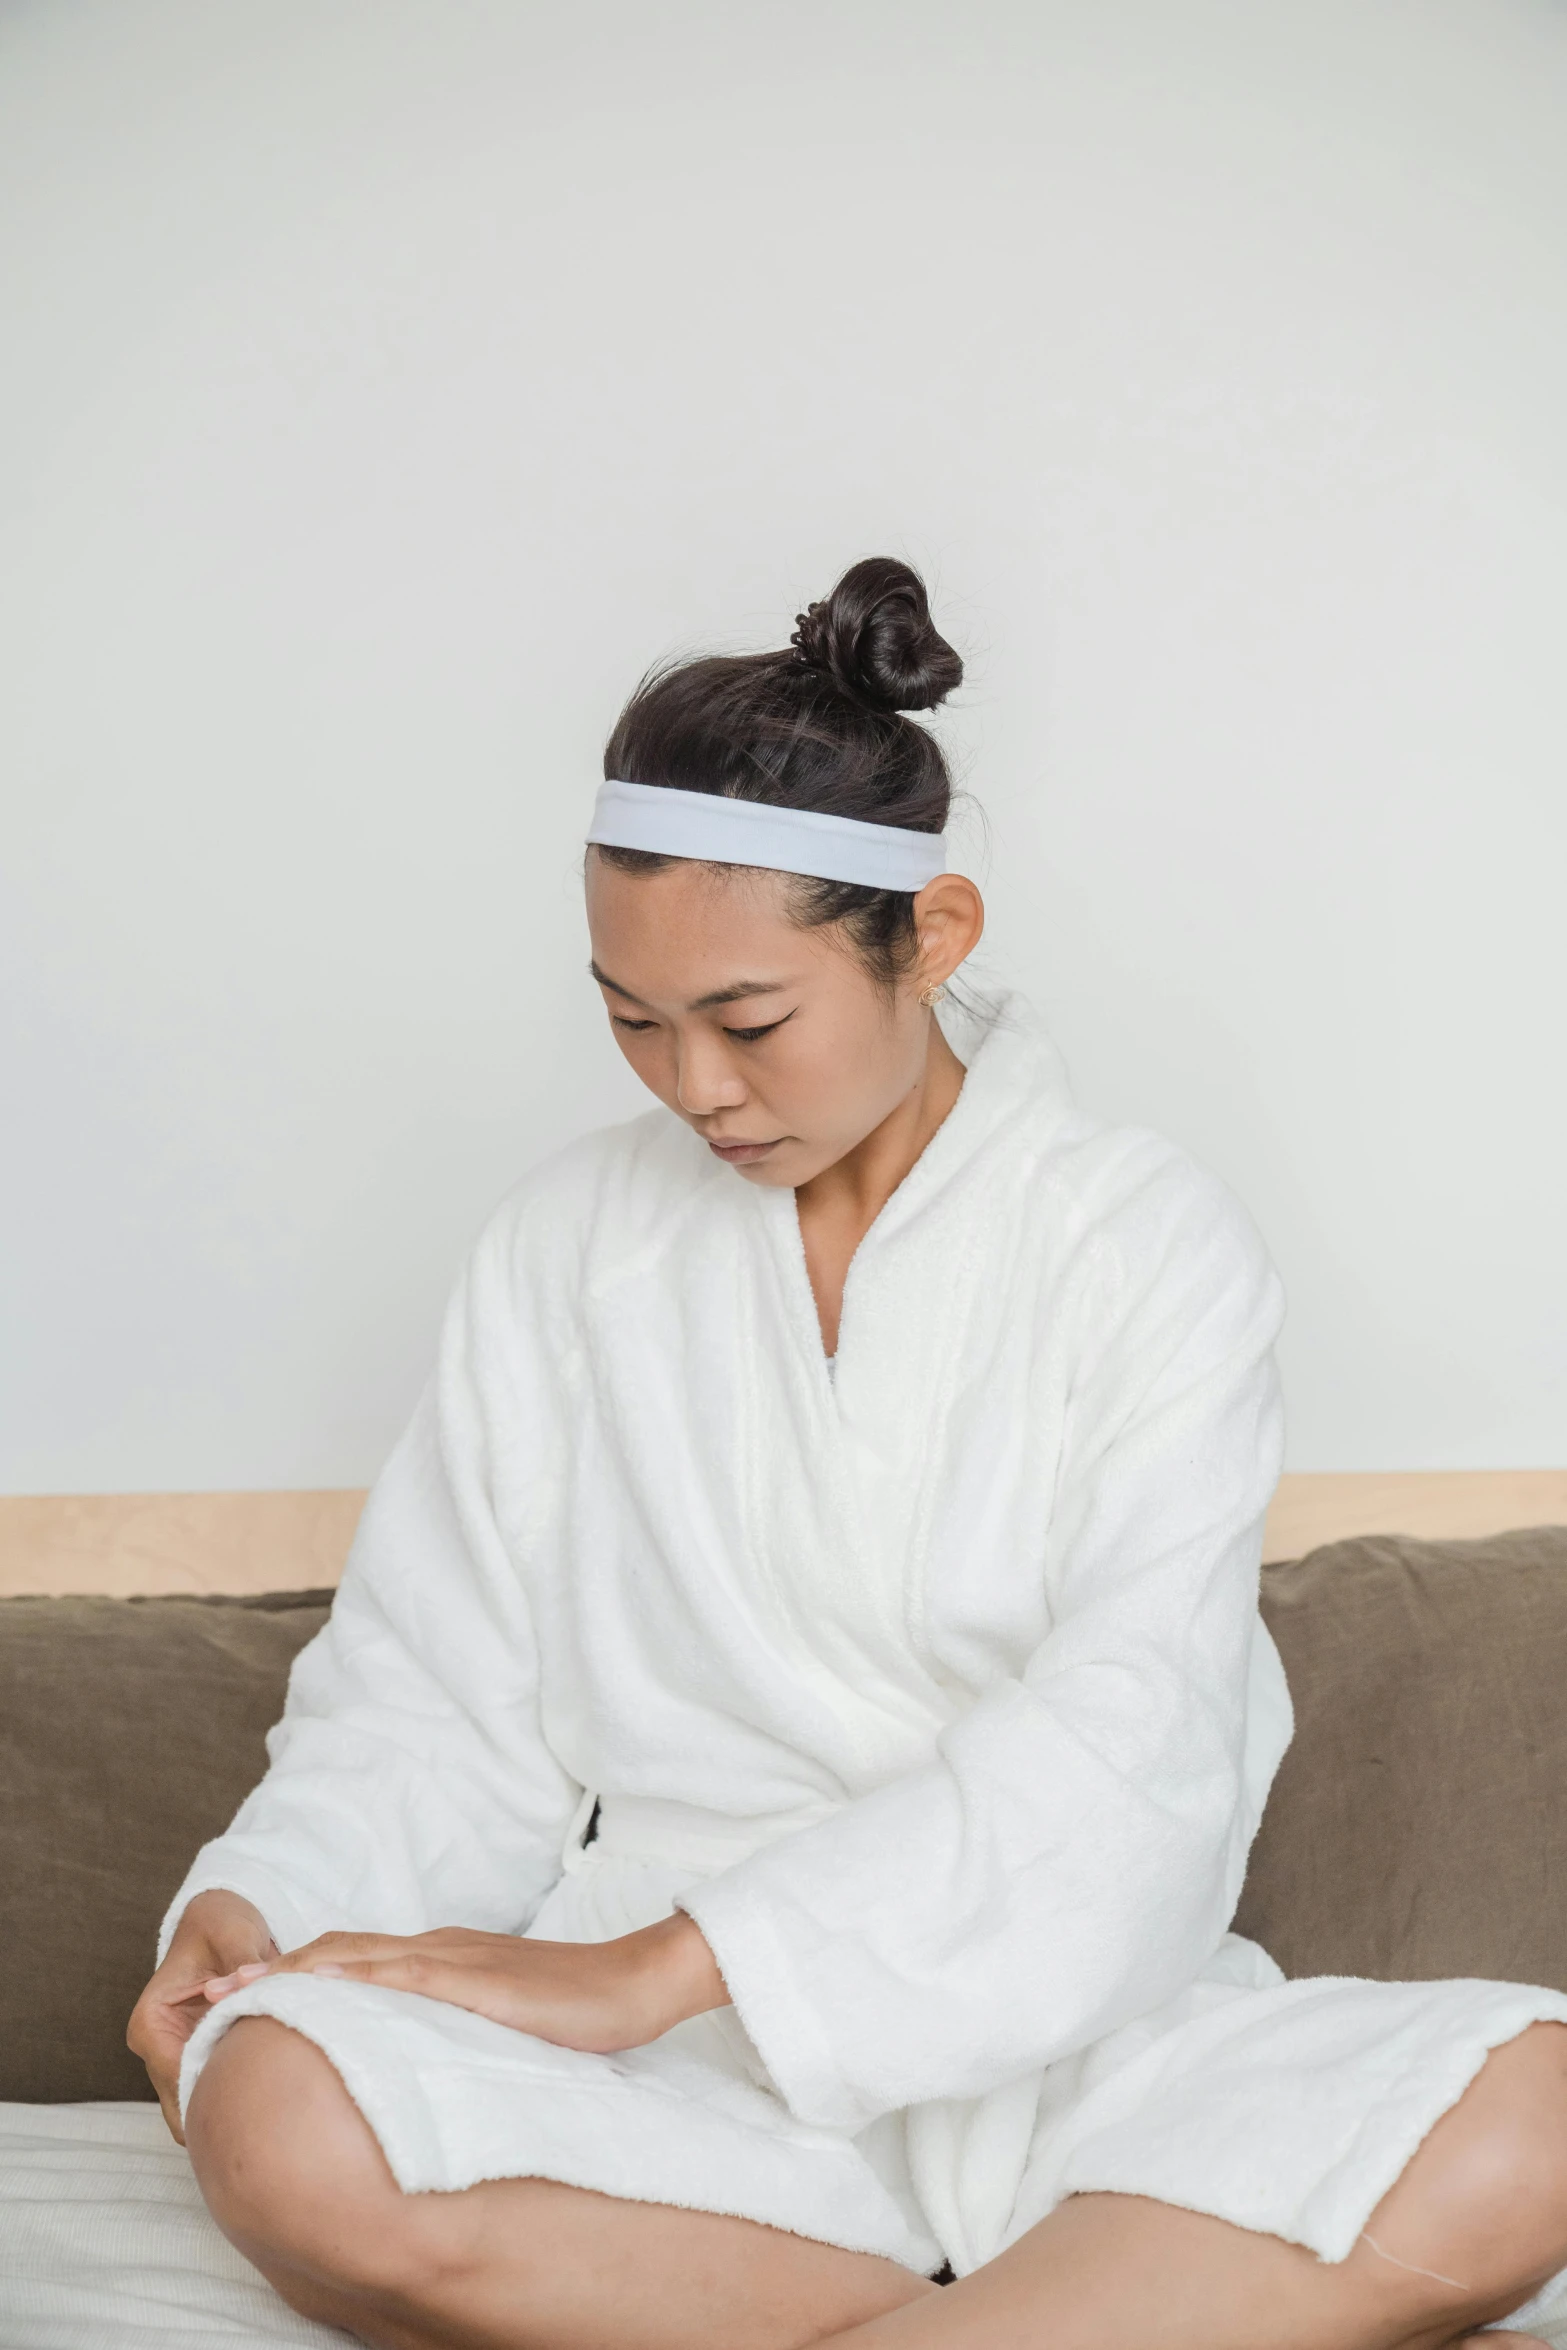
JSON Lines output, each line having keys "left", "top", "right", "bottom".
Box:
{"left": 0, "top": 1589, "right": 330, "bottom": 2102}
{"left": 1235, "top": 1526, "right": 1567, "bottom": 1989}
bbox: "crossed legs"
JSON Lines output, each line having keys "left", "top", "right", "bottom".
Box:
{"left": 185, "top": 2016, "right": 1567, "bottom": 2350}
{"left": 184, "top": 2017, "right": 932, "bottom": 2350}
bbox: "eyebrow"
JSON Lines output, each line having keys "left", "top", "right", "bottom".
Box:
{"left": 589, "top": 962, "right": 791, "bottom": 1013}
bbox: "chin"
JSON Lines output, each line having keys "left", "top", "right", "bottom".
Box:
{"left": 730, "top": 1157, "right": 801, "bottom": 1188}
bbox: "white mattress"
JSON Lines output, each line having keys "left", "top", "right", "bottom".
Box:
{"left": 0, "top": 2102, "right": 348, "bottom": 2348}
{"left": 5, "top": 2096, "right": 1567, "bottom": 2347}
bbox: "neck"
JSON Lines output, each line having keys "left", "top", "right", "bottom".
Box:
{"left": 796, "top": 1016, "right": 968, "bottom": 1239}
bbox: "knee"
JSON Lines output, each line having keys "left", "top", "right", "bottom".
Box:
{"left": 1436, "top": 2026, "right": 1567, "bottom": 2289}
{"left": 185, "top": 2016, "right": 439, "bottom": 2304}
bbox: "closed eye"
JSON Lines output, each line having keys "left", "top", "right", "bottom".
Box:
{"left": 723, "top": 1012, "right": 795, "bottom": 1043}
{"left": 611, "top": 1015, "right": 659, "bottom": 1032}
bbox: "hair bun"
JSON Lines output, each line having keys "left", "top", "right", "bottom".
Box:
{"left": 790, "top": 556, "right": 963, "bottom": 715}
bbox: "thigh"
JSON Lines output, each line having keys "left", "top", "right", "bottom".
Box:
{"left": 817, "top": 2190, "right": 1517, "bottom": 2350}
{"left": 186, "top": 2016, "right": 936, "bottom": 2350}
{"left": 818, "top": 2025, "right": 1567, "bottom": 2350}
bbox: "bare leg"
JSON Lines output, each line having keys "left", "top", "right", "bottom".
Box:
{"left": 819, "top": 2022, "right": 1567, "bottom": 2350}
{"left": 187, "top": 2017, "right": 1567, "bottom": 2350}
{"left": 184, "top": 2016, "right": 936, "bottom": 2350}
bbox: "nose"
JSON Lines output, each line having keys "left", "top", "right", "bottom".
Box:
{"left": 675, "top": 1034, "right": 748, "bottom": 1118}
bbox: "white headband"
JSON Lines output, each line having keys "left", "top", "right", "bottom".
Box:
{"left": 587, "top": 779, "right": 948, "bottom": 892}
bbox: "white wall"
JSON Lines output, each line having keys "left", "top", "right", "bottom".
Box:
{"left": 2, "top": 0, "right": 1563, "bottom": 1491}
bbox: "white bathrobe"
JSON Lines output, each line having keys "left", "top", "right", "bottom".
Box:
{"left": 166, "top": 992, "right": 1567, "bottom": 2297}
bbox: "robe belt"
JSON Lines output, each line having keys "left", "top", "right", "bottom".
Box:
{"left": 560, "top": 1788, "right": 842, "bottom": 1876}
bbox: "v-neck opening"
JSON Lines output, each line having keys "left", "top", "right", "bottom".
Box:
{"left": 761, "top": 991, "right": 1005, "bottom": 1372}
{"left": 753, "top": 990, "right": 1042, "bottom": 1384}
{"left": 781, "top": 1113, "right": 960, "bottom": 1384}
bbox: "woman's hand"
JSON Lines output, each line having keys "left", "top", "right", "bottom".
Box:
{"left": 200, "top": 1911, "right": 730, "bottom": 2055}
{"left": 127, "top": 1889, "right": 279, "bottom": 2142}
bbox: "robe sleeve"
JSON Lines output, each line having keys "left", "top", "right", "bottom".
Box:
{"left": 155, "top": 1229, "right": 581, "bottom": 1964}
{"left": 679, "top": 1148, "right": 1289, "bottom": 2135}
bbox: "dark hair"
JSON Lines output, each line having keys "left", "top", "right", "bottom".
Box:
{"left": 598, "top": 556, "right": 963, "bottom": 984}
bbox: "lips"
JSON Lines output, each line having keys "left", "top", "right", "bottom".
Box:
{"left": 706, "top": 1137, "right": 781, "bottom": 1163}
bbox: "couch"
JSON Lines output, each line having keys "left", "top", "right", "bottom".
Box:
{"left": 3, "top": 1527, "right": 1567, "bottom": 2346}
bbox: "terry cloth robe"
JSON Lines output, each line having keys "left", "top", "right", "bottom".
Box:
{"left": 166, "top": 992, "right": 1567, "bottom": 2303}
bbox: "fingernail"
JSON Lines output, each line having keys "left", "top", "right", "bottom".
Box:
{"left": 233, "top": 1962, "right": 270, "bottom": 1980}
{"left": 311, "top": 1963, "right": 345, "bottom": 1978}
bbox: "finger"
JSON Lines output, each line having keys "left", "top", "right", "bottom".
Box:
{"left": 259, "top": 1933, "right": 415, "bottom": 1978}
{"left": 297, "top": 1952, "right": 453, "bottom": 1997}
{"left": 155, "top": 2076, "right": 187, "bottom": 2144}
{"left": 131, "top": 2032, "right": 189, "bottom": 2143}
{"left": 301, "top": 1952, "right": 554, "bottom": 2037}
{"left": 201, "top": 1961, "right": 272, "bottom": 2000}
{"left": 302, "top": 1952, "right": 599, "bottom": 2046}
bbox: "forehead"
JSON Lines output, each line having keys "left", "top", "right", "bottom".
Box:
{"left": 584, "top": 855, "right": 826, "bottom": 991}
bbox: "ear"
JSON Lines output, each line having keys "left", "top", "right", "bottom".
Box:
{"left": 911, "top": 873, "right": 985, "bottom": 994}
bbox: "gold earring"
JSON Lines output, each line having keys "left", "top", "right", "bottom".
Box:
{"left": 918, "top": 980, "right": 945, "bottom": 1008}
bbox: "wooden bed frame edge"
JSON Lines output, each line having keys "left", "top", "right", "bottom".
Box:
{"left": 1, "top": 1473, "right": 1564, "bottom": 1599}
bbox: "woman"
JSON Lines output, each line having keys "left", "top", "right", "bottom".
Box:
{"left": 131, "top": 559, "right": 1567, "bottom": 2350}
